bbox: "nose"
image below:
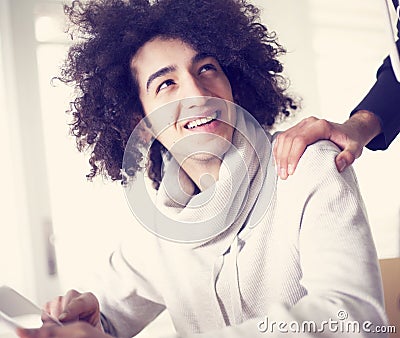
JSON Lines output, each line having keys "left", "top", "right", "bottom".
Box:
{"left": 180, "top": 76, "right": 212, "bottom": 108}
{"left": 181, "top": 95, "right": 209, "bottom": 110}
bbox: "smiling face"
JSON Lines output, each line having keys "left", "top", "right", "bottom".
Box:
{"left": 131, "top": 37, "right": 236, "bottom": 161}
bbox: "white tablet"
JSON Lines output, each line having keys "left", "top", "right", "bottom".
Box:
{"left": 0, "top": 286, "right": 62, "bottom": 331}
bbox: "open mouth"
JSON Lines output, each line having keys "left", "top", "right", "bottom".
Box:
{"left": 184, "top": 110, "right": 221, "bottom": 129}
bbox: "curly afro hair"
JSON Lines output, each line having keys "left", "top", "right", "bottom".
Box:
{"left": 60, "top": 0, "right": 296, "bottom": 188}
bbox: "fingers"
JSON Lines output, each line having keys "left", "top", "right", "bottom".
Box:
{"left": 40, "top": 290, "right": 102, "bottom": 335}
{"left": 59, "top": 292, "right": 100, "bottom": 324}
{"left": 335, "top": 147, "right": 360, "bottom": 173}
{"left": 43, "top": 296, "right": 65, "bottom": 319}
{"left": 274, "top": 115, "right": 369, "bottom": 178}
{"left": 43, "top": 290, "right": 81, "bottom": 323}
{"left": 42, "top": 290, "right": 100, "bottom": 327}
{"left": 274, "top": 133, "right": 292, "bottom": 180}
{"left": 275, "top": 135, "right": 306, "bottom": 179}
{"left": 331, "top": 124, "right": 364, "bottom": 173}
{"left": 274, "top": 117, "right": 330, "bottom": 179}
{"left": 17, "top": 322, "right": 106, "bottom": 338}
{"left": 18, "top": 325, "right": 61, "bottom": 338}
{"left": 286, "top": 137, "right": 308, "bottom": 175}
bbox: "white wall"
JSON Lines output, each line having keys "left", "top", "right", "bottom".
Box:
{"left": 0, "top": 0, "right": 60, "bottom": 305}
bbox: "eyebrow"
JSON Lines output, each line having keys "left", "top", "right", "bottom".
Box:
{"left": 145, "top": 53, "right": 215, "bottom": 92}
{"left": 192, "top": 52, "right": 213, "bottom": 65}
{"left": 146, "top": 65, "right": 176, "bottom": 92}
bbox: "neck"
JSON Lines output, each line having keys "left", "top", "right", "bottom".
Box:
{"left": 177, "top": 155, "right": 221, "bottom": 192}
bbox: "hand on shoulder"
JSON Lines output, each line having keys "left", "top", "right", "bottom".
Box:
{"left": 273, "top": 111, "right": 382, "bottom": 179}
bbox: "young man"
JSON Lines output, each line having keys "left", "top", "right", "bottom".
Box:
{"left": 18, "top": 1, "right": 387, "bottom": 337}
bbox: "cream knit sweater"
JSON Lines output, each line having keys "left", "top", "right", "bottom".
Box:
{"left": 95, "top": 140, "right": 387, "bottom": 338}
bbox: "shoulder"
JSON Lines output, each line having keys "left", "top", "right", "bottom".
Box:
{"left": 298, "top": 140, "right": 357, "bottom": 184}
{"left": 274, "top": 139, "right": 360, "bottom": 197}
{"left": 291, "top": 139, "right": 344, "bottom": 175}
{"left": 300, "top": 139, "right": 340, "bottom": 163}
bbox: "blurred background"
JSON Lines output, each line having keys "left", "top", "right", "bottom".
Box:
{"left": 0, "top": 0, "right": 399, "bottom": 335}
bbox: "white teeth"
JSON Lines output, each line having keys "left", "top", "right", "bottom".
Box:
{"left": 186, "top": 111, "right": 218, "bottom": 129}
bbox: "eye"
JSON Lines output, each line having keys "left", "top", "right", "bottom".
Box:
{"left": 199, "top": 64, "right": 217, "bottom": 74}
{"left": 156, "top": 79, "right": 175, "bottom": 93}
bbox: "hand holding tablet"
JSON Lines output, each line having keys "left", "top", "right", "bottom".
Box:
{"left": 0, "top": 286, "right": 62, "bottom": 332}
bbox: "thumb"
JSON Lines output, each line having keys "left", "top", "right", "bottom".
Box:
{"left": 16, "top": 328, "right": 38, "bottom": 338}
{"left": 59, "top": 292, "right": 100, "bottom": 325}
{"left": 335, "top": 149, "right": 357, "bottom": 173}
{"left": 58, "top": 309, "right": 75, "bottom": 322}
{"left": 58, "top": 298, "right": 84, "bottom": 322}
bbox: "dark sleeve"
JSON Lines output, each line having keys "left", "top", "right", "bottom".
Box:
{"left": 351, "top": 0, "right": 400, "bottom": 150}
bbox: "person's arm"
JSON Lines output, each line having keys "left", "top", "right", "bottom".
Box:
{"left": 274, "top": 45, "right": 400, "bottom": 180}
{"left": 26, "top": 230, "right": 166, "bottom": 338}
{"left": 353, "top": 0, "right": 400, "bottom": 148}
{"left": 273, "top": 110, "right": 382, "bottom": 180}
{"left": 351, "top": 40, "right": 400, "bottom": 151}
{"left": 345, "top": 0, "right": 400, "bottom": 149}
{"left": 94, "top": 245, "right": 166, "bottom": 337}
{"left": 274, "top": 41, "right": 400, "bottom": 181}
{"left": 274, "top": 3, "right": 400, "bottom": 180}
{"left": 17, "top": 322, "right": 114, "bottom": 338}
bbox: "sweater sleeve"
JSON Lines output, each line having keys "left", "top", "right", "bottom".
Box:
{"left": 94, "top": 237, "right": 166, "bottom": 338}
{"left": 176, "top": 141, "right": 388, "bottom": 338}
{"left": 280, "top": 141, "right": 387, "bottom": 336}
{"left": 351, "top": 0, "right": 400, "bottom": 150}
